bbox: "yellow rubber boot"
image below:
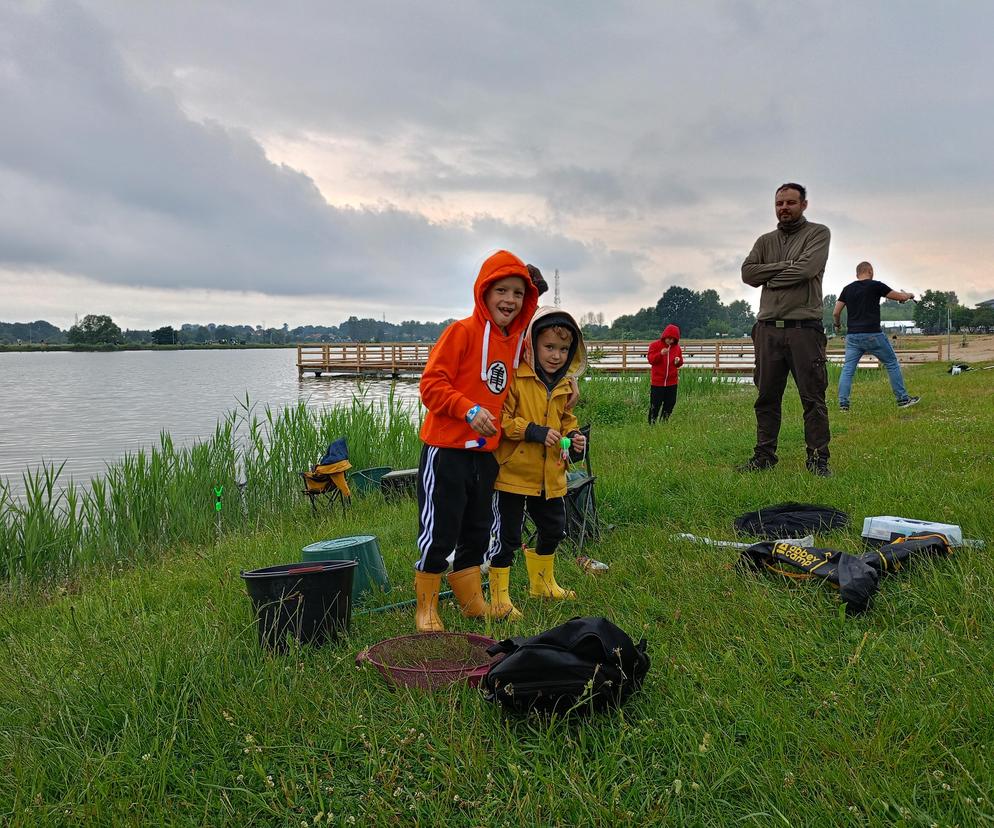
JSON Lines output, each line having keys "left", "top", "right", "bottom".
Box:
{"left": 414, "top": 571, "right": 445, "bottom": 633}
{"left": 488, "top": 566, "right": 522, "bottom": 620}
{"left": 447, "top": 566, "right": 490, "bottom": 618}
{"left": 525, "top": 548, "right": 576, "bottom": 599}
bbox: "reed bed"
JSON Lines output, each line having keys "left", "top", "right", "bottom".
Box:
{"left": 0, "top": 392, "right": 422, "bottom": 585}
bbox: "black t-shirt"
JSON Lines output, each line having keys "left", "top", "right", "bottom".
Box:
{"left": 839, "top": 279, "right": 893, "bottom": 333}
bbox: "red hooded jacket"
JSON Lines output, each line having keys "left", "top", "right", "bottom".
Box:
{"left": 647, "top": 323, "right": 683, "bottom": 387}
{"left": 419, "top": 250, "right": 539, "bottom": 451}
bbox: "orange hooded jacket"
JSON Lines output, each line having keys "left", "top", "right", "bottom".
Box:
{"left": 419, "top": 250, "right": 539, "bottom": 451}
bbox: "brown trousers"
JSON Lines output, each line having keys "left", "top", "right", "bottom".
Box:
{"left": 751, "top": 323, "right": 830, "bottom": 463}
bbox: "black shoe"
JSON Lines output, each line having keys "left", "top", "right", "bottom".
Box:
{"left": 839, "top": 402, "right": 850, "bottom": 411}
{"left": 806, "top": 458, "right": 832, "bottom": 477}
{"left": 737, "top": 456, "right": 777, "bottom": 472}
{"left": 897, "top": 396, "right": 921, "bottom": 409}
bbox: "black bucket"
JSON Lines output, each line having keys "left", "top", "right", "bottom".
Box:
{"left": 241, "top": 560, "right": 357, "bottom": 651}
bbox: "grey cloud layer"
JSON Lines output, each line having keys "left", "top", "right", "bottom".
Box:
{"left": 0, "top": 3, "right": 642, "bottom": 308}
{"left": 3, "top": 0, "right": 994, "bottom": 321}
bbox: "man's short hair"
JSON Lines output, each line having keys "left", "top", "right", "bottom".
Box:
{"left": 776, "top": 182, "right": 807, "bottom": 200}
{"left": 856, "top": 261, "right": 873, "bottom": 275}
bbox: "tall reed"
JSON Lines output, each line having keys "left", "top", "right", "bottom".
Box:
{"left": 0, "top": 392, "right": 423, "bottom": 584}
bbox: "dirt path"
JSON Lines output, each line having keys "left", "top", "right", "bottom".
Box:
{"left": 943, "top": 334, "right": 994, "bottom": 363}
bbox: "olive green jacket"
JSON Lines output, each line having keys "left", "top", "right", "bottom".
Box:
{"left": 741, "top": 218, "right": 831, "bottom": 321}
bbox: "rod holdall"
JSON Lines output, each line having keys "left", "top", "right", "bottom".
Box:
{"left": 480, "top": 616, "right": 649, "bottom": 714}
{"left": 740, "top": 540, "right": 880, "bottom": 614}
{"left": 857, "top": 532, "right": 953, "bottom": 575}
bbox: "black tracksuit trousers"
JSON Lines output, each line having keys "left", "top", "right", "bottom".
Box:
{"left": 487, "top": 490, "right": 568, "bottom": 568}
{"left": 415, "top": 445, "right": 498, "bottom": 575}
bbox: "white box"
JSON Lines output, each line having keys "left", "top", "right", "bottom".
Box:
{"left": 861, "top": 516, "right": 963, "bottom": 547}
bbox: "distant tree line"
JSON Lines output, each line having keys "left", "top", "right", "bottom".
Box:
{"left": 911, "top": 291, "right": 994, "bottom": 333}
{"left": 0, "top": 316, "right": 456, "bottom": 346}
{"left": 4, "top": 286, "right": 992, "bottom": 347}
{"left": 579, "top": 286, "right": 757, "bottom": 340}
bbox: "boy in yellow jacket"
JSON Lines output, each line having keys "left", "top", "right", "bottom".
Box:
{"left": 486, "top": 307, "right": 587, "bottom": 618}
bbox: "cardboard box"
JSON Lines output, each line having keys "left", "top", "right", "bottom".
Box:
{"left": 861, "top": 516, "right": 963, "bottom": 547}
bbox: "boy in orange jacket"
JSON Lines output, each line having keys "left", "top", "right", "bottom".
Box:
{"left": 413, "top": 250, "right": 540, "bottom": 632}
{"left": 486, "top": 307, "right": 587, "bottom": 618}
{"left": 646, "top": 323, "right": 683, "bottom": 423}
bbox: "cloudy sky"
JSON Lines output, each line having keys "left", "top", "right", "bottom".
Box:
{"left": 2, "top": 1, "right": 992, "bottom": 330}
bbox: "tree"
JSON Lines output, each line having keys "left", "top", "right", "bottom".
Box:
{"left": 726, "top": 300, "right": 756, "bottom": 336}
{"left": 951, "top": 305, "right": 976, "bottom": 332}
{"left": 67, "top": 314, "right": 124, "bottom": 345}
{"left": 972, "top": 306, "right": 994, "bottom": 332}
{"left": 880, "top": 298, "right": 917, "bottom": 322}
{"left": 655, "top": 286, "right": 704, "bottom": 337}
{"left": 913, "top": 290, "right": 958, "bottom": 333}
{"left": 822, "top": 294, "right": 837, "bottom": 331}
{"left": 152, "top": 325, "right": 176, "bottom": 345}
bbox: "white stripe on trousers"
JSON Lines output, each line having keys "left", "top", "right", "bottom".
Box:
{"left": 485, "top": 491, "right": 501, "bottom": 563}
{"left": 415, "top": 446, "right": 439, "bottom": 570}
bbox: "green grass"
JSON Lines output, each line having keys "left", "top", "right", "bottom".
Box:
{"left": 1, "top": 364, "right": 993, "bottom": 826}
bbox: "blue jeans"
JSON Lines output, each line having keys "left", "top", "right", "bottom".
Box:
{"left": 838, "top": 333, "right": 909, "bottom": 406}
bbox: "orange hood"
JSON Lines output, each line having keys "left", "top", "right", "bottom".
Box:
{"left": 471, "top": 250, "right": 539, "bottom": 379}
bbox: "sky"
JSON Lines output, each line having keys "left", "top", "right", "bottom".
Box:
{"left": 2, "top": 1, "right": 993, "bottom": 330}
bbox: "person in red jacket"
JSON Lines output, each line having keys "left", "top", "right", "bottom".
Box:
{"left": 646, "top": 323, "right": 683, "bottom": 423}
{"left": 413, "top": 250, "right": 540, "bottom": 632}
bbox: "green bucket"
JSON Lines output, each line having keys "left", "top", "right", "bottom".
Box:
{"left": 348, "top": 467, "right": 392, "bottom": 496}
{"left": 302, "top": 536, "right": 391, "bottom": 603}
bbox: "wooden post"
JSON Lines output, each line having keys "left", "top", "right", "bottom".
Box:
{"left": 937, "top": 340, "right": 943, "bottom": 361}
{"left": 621, "top": 341, "right": 628, "bottom": 372}
{"left": 715, "top": 342, "right": 721, "bottom": 372}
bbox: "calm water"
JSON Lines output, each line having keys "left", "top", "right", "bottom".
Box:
{"left": 0, "top": 349, "right": 422, "bottom": 493}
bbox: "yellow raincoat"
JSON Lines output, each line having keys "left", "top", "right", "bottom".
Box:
{"left": 494, "top": 307, "right": 587, "bottom": 498}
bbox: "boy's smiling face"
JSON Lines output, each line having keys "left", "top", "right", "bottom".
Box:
{"left": 536, "top": 327, "right": 572, "bottom": 375}
{"left": 484, "top": 276, "right": 527, "bottom": 330}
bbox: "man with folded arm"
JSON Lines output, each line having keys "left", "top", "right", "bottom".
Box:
{"left": 741, "top": 182, "right": 832, "bottom": 476}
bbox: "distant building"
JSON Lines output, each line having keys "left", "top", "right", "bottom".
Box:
{"left": 979, "top": 298, "right": 994, "bottom": 309}
{"left": 881, "top": 320, "right": 921, "bottom": 335}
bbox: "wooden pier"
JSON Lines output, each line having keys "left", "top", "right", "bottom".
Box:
{"left": 297, "top": 340, "right": 944, "bottom": 378}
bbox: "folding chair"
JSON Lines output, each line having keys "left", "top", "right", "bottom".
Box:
{"left": 301, "top": 437, "right": 352, "bottom": 516}
{"left": 563, "top": 424, "right": 601, "bottom": 556}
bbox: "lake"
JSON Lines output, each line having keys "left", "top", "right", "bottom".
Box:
{"left": 0, "top": 349, "right": 422, "bottom": 494}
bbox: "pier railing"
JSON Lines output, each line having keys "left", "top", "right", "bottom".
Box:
{"left": 297, "top": 339, "right": 944, "bottom": 377}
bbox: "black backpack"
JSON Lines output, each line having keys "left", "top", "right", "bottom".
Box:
{"left": 480, "top": 617, "right": 650, "bottom": 714}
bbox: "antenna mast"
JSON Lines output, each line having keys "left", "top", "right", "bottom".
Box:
{"left": 554, "top": 269, "right": 560, "bottom": 307}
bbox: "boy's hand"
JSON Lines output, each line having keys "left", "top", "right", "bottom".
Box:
{"left": 544, "top": 428, "right": 562, "bottom": 447}
{"left": 565, "top": 377, "right": 580, "bottom": 411}
{"left": 570, "top": 433, "right": 586, "bottom": 452}
{"left": 469, "top": 407, "right": 498, "bottom": 437}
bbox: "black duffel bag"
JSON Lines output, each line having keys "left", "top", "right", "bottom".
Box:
{"left": 480, "top": 617, "right": 649, "bottom": 714}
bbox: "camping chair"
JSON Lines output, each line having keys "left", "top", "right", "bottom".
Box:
{"left": 301, "top": 437, "right": 352, "bottom": 516}
{"left": 563, "top": 424, "right": 601, "bottom": 555}
{"left": 523, "top": 424, "right": 602, "bottom": 556}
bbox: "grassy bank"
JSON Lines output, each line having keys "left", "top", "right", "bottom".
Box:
{"left": 1, "top": 365, "right": 992, "bottom": 826}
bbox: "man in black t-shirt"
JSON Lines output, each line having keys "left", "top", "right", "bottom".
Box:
{"left": 833, "top": 262, "right": 920, "bottom": 410}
